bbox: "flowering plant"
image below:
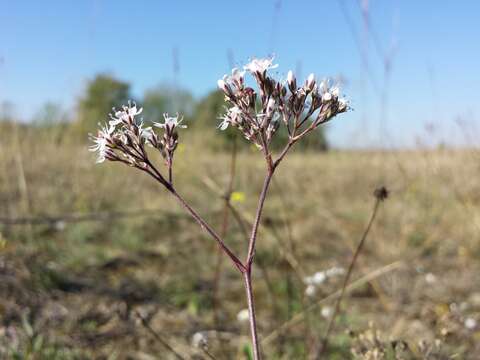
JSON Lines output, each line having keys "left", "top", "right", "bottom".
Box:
{"left": 90, "top": 57, "right": 348, "bottom": 359}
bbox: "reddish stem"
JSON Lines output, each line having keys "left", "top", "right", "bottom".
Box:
{"left": 169, "top": 187, "right": 245, "bottom": 272}
{"left": 244, "top": 270, "right": 261, "bottom": 360}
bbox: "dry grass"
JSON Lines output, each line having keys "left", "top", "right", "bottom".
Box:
{"left": 1, "top": 130, "right": 479, "bottom": 358}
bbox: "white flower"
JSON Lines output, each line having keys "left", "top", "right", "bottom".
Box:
{"left": 138, "top": 121, "right": 154, "bottom": 142}
{"left": 338, "top": 98, "right": 348, "bottom": 111}
{"left": 325, "top": 266, "right": 345, "bottom": 277}
{"left": 321, "top": 306, "right": 333, "bottom": 318}
{"left": 237, "top": 308, "right": 250, "bottom": 323}
{"left": 305, "top": 284, "right": 316, "bottom": 297}
{"left": 217, "top": 79, "right": 228, "bottom": 92}
{"left": 465, "top": 318, "right": 477, "bottom": 330}
{"left": 154, "top": 113, "right": 187, "bottom": 131}
{"left": 304, "top": 271, "right": 326, "bottom": 286}
{"left": 425, "top": 273, "right": 436, "bottom": 284}
{"left": 304, "top": 267, "right": 344, "bottom": 288}
{"left": 89, "top": 123, "right": 114, "bottom": 163}
{"left": 331, "top": 87, "right": 340, "bottom": 97}
{"left": 218, "top": 106, "right": 242, "bottom": 130}
{"left": 322, "top": 92, "right": 332, "bottom": 102}
{"left": 243, "top": 57, "right": 278, "bottom": 74}
{"left": 191, "top": 332, "right": 207, "bottom": 348}
{"left": 225, "top": 68, "right": 245, "bottom": 84}
{"left": 318, "top": 80, "right": 346, "bottom": 106}
{"left": 110, "top": 102, "right": 142, "bottom": 127}
{"left": 218, "top": 117, "right": 230, "bottom": 131}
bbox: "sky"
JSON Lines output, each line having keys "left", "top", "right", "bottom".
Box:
{"left": 1, "top": 0, "right": 479, "bottom": 148}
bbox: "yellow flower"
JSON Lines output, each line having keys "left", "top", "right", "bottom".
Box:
{"left": 231, "top": 191, "right": 245, "bottom": 203}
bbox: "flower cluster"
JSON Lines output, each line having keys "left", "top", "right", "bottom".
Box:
{"left": 217, "top": 57, "right": 348, "bottom": 150}
{"left": 89, "top": 102, "right": 150, "bottom": 165}
{"left": 304, "top": 266, "right": 345, "bottom": 297}
{"left": 89, "top": 102, "right": 186, "bottom": 184}
{"left": 152, "top": 113, "right": 186, "bottom": 166}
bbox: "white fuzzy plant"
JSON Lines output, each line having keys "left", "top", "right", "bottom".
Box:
{"left": 90, "top": 57, "right": 349, "bottom": 359}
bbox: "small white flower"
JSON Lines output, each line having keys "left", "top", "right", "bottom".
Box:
{"left": 154, "top": 113, "right": 187, "bottom": 131}
{"left": 227, "top": 68, "right": 245, "bottom": 84}
{"left": 338, "top": 98, "right": 348, "bottom": 111}
{"left": 304, "top": 271, "right": 326, "bottom": 286}
{"left": 191, "top": 332, "right": 207, "bottom": 348}
{"left": 331, "top": 87, "right": 340, "bottom": 97}
{"left": 110, "top": 102, "right": 143, "bottom": 127}
{"left": 218, "top": 117, "right": 230, "bottom": 131}
{"left": 325, "top": 266, "right": 345, "bottom": 278}
{"left": 313, "top": 271, "right": 327, "bottom": 284}
{"left": 237, "top": 308, "right": 250, "bottom": 323}
{"left": 217, "top": 79, "right": 228, "bottom": 92}
{"left": 89, "top": 123, "right": 114, "bottom": 163}
{"left": 322, "top": 92, "right": 332, "bottom": 102}
{"left": 425, "top": 273, "right": 437, "bottom": 284}
{"left": 138, "top": 121, "right": 154, "bottom": 142}
{"left": 244, "top": 57, "right": 278, "bottom": 74}
{"left": 321, "top": 306, "right": 333, "bottom": 318}
{"left": 218, "top": 106, "right": 242, "bottom": 130}
{"left": 305, "top": 284, "right": 316, "bottom": 297}
{"left": 465, "top": 318, "right": 477, "bottom": 330}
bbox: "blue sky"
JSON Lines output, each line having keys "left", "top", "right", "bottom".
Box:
{"left": 1, "top": 0, "right": 479, "bottom": 147}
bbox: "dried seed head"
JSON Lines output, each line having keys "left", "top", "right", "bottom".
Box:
{"left": 374, "top": 186, "right": 389, "bottom": 201}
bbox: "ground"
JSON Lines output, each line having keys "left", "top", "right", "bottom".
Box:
{"left": 0, "top": 134, "right": 479, "bottom": 359}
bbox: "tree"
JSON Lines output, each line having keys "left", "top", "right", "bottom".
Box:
{"left": 142, "top": 84, "right": 195, "bottom": 124}
{"left": 75, "top": 73, "right": 131, "bottom": 136}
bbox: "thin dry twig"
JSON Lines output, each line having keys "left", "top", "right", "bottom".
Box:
{"left": 134, "top": 310, "right": 186, "bottom": 360}
{"left": 316, "top": 186, "right": 389, "bottom": 358}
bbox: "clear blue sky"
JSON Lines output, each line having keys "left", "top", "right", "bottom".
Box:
{"left": 1, "top": 0, "right": 479, "bottom": 147}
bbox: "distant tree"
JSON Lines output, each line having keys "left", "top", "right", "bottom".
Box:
{"left": 192, "top": 90, "right": 224, "bottom": 129}
{"left": 142, "top": 84, "right": 195, "bottom": 124}
{"left": 74, "top": 73, "right": 131, "bottom": 136}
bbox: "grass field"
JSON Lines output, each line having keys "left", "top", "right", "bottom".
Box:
{"left": 1, "top": 130, "right": 479, "bottom": 358}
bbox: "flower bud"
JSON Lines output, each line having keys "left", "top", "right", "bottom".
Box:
{"left": 331, "top": 87, "right": 340, "bottom": 97}
{"left": 217, "top": 79, "right": 228, "bottom": 93}
{"left": 306, "top": 73, "right": 316, "bottom": 91}
{"left": 266, "top": 98, "right": 276, "bottom": 118}
{"left": 287, "top": 70, "right": 296, "bottom": 90}
{"left": 322, "top": 92, "right": 332, "bottom": 102}
{"left": 338, "top": 98, "right": 348, "bottom": 112}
